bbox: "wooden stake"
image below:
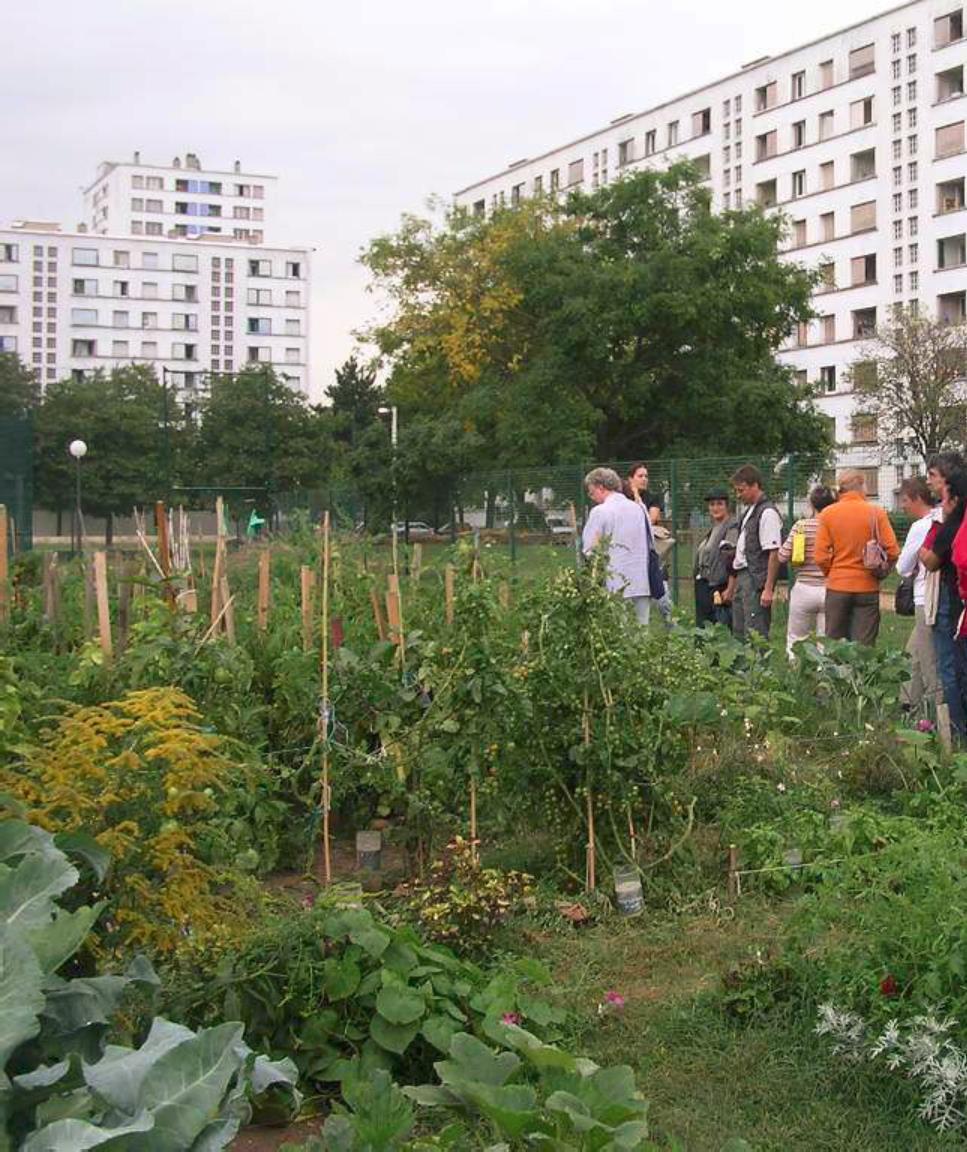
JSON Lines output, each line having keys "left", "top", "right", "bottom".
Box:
{"left": 444, "top": 564, "right": 455, "bottom": 626}
{"left": 0, "top": 505, "right": 8, "bottom": 626}
{"left": 369, "top": 587, "right": 387, "bottom": 642}
{"left": 411, "top": 542, "right": 423, "bottom": 584}
{"left": 210, "top": 497, "right": 226, "bottom": 630}
{"left": 727, "top": 843, "right": 739, "bottom": 899}
{"left": 627, "top": 804, "right": 638, "bottom": 863}
{"left": 499, "top": 580, "right": 511, "bottom": 609}
{"left": 386, "top": 574, "right": 402, "bottom": 645}
{"left": 93, "top": 551, "right": 112, "bottom": 660}
{"left": 117, "top": 562, "right": 133, "bottom": 653}
{"left": 83, "top": 555, "right": 95, "bottom": 638}
{"left": 155, "top": 500, "right": 175, "bottom": 609}
{"left": 257, "top": 548, "right": 271, "bottom": 632}
{"left": 300, "top": 565, "right": 315, "bottom": 652}
{"left": 319, "top": 510, "right": 333, "bottom": 886}
{"left": 583, "top": 696, "right": 596, "bottom": 891}
{"left": 470, "top": 777, "right": 478, "bottom": 865}
{"left": 937, "top": 703, "right": 953, "bottom": 753}
{"left": 220, "top": 575, "right": 236, "bottom": 644}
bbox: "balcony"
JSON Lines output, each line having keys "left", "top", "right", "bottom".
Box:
{"left": 852, "top": 307, "right": 877, "bottom": 339}
{"left": 937, "top": 65, "right": 965, "bottom": 102}
{"left": 939, "top": 290, "right": 967, "bottom": 325}
{"left": 756, "top": 178, "right": 777, "bottom": 208}
{"left": 935, "top": 10, "right": 964, "bottom": 48}
{"left": 71, "top": 340, "right": 96, "bottom": 358}
{"left": 850, "top": 149, "right": 876, "bottom": 182}
{"left": 936, "top": 121, "right": 965, "bottom": 158}
{"left": 938, "top": 177, "right": 966, "bottom": 213}
{"left": 938, "top": 233, "right": 967, "bottom": 268}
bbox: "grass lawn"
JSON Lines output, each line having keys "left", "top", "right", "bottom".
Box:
{"left": 528, "top": 901, "right": 961, "bottom": 1152}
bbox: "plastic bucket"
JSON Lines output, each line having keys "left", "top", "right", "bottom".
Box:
{"left": 614, "top": 865, "right": 644, "bottom": 916}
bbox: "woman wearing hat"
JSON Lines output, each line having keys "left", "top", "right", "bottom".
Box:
{"left": 694, "top": 486, "right": 739, "bottom": 627}
{"left": 776, "top": 484, "right": 837, "bottom": 657}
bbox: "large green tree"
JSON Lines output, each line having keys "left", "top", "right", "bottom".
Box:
{"left": 360, "top": 166, "right": 831, "bottom": 467}
{"left": 0, "top": 354, "right": 40, "bottom": 419}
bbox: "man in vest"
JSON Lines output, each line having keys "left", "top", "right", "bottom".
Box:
{"left": 724, "top": 464, "right": 783, "bottom": 640}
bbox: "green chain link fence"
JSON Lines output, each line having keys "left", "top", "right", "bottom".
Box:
{"left": 0, "top": 416, "right": 33, "bottom": 553}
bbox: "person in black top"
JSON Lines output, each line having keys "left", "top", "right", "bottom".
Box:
{"left": 625, "top": 463, "right": 663, "bottom": 526}
{"left": 920, "top": 461, "right": 967, "bottom": 740}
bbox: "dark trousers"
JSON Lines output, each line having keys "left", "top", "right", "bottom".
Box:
{"left": 733, "top": 570, "right": 771, "bottom": 640}
{"left": 824, "top": 590, "right": 880, "bottom": 646}
{"left": 932, "top": 584, "right": 967, "bottom": 740}
{"left": 695, "top": 578, "right": 732, "bottom": 629}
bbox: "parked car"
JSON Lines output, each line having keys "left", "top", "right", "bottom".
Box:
{"left": 392, "top": 521, "right": 435, "bottom": 537}
{"left": 545, "top": 514, "right": 574, "bottom": 536}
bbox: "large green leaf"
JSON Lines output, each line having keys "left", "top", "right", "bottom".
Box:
{"left": 0, "top": 820, "right": 55, "bottom": 864}
{"left": 375, "top": 983, "right": 426, "bottom": 1026}
{"left": 42, "top": 975, "right": 129, "bottom": 1035}
{"left": 136, "top": 1022, "right": 245, "bottom": 1151}
{"left": 0, "top": 853, "right": 77, "bottom": 931}
{"left": 0, "top": 922, "right": 45, "bottom": 1071}
{"left": 21, "top": 1113, "right": 154, "bottom": 1151}
{"left": 369, "top": 1014, "right": 421, "bottom": 1055}
{"left": 322, "top": 956, "right": 361, "bottom": 1002}
{"left": 421, "top": 1014, "right": 461, "bottom": 1054}
{"left": 83, "top": 1018, "right": 196, "bottom": 1115}
{"left": 27, "top": 905, "right": 102, "bottom": 975}
{"left": 436, "top": 1033, "right": 519, "bottom": 1088}
{"left": 460, "top": 1082, "right": 542, "bottom": 1140}
{"left": 54, "top": 832, "right": 110, "bottom": 883}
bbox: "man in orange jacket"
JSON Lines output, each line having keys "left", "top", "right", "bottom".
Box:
{"left": 815, "top": 469, "right": 899, "bottom": 646}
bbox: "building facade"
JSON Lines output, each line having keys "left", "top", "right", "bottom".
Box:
{"left": 0, "top": 155, "right": 310, "bottom": 396}
{"left": 453, "top": 0, "right": 967, "bottom": 504}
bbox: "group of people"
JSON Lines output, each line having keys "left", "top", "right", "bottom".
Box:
{"left": 582, "top": 456, "right": 967, "bottom": 737}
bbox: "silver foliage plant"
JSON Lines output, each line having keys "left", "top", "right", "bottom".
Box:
{"left": 816, "top": 1003, "right": 967, "bottom": 1132}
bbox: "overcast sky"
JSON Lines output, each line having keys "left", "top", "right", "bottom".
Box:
{"left": 2, "top": 0, "right": 891, "bottom": 401}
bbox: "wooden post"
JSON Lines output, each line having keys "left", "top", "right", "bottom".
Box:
{"left": 411, "top": 542, "right": 423, "bottom": 584}
{"left": 210, "top": 497, "right": 226, "bottom": 630}
{"left": 257, "top": 548, "right": 271, "bottom": 632}
{"left": 155, "top": 500, "right": 175, "bottom": 609}
{"left": 319, "top": 511, "right": 333, "bottom": 885}
{"left": 0, "top": 505, "right": 8, "bottom": 626}
{"left": 444, "top": 564, "right": 455, "bottom": 626}
{"left": 300, "top": 565, "right": 315, "bottom": 652}
{"left": 369, "top": 587, "right": 387, "bottom": 642}
{"left": 727, "top": 843, "right": 739, "bottom": 899}
{"left": 220, "top": 575, "right": 236, "bottom": 644}
{"left": 93, "top": 551, "right": 112, "bottom": 660}
{"left": 469, "top": 777, "right": 478, "bottom": 864}
{"left": 117, "top": 562, "right": 133, "bottom": 653}
{"left": 499, "top": 580, "right": 511, "bottom": 610}
{"left": 627, "top": 804, "right": 638, "bottom": 864}
{"left": 83, "top": 555, "right": 95, "bottom": 638}
{"left": 386, "top": 574, "right": 402, "bottom": 645}
{"left": 583, "top": 695, "right": 595, "bottom": 891}
{"left": 937, "top": 703, "right": 954, "bottom": 753}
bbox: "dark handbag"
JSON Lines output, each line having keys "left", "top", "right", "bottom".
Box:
{"left": 895, "top": 576, "right": 915, "bottom": 617}
{"left": 647, "top": 547, "right": 666, "bottom": 600}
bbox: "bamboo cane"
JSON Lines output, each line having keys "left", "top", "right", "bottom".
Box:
{"left": 583, "top": 694, "right": 596, "bottom": 891}
{"left": 444, "top": 564, "right": 455, "bottom": 626}
{"left": 257, "top": 548, "right": 271, "bottom": 632}
{"left": 320, "top": 511, "right": 333, "bottom": 885}
{"left": 300, "top": 565, "right": 315, "bottom": 652}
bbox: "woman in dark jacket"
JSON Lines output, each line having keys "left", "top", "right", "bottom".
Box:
{"left": 694, "top": 486, "right": 739, "bottom": 628}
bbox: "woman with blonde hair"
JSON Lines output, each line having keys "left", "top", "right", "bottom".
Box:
{"left": 776, "top": 484, "right": 836, "bottom": 657}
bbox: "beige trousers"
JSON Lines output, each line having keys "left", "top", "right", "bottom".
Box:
{"left": 901, "top": 605, "right": 941, "bottom": 713}
{"left": 786, "top": 580, "right": 826, "bottom": 657}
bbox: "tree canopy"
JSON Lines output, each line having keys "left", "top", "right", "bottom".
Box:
{"left": 360, "top": 165, "right": 831, "bottom": 469}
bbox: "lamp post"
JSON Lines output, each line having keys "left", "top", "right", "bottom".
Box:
{"left": 160, "top": 366, "right": 172, "bottom": 504}
{"left": 378, "top": 405, "right": 399, "bottom": 535}
{"left": 69, "top": 439, "right": 88, "bottom": 556}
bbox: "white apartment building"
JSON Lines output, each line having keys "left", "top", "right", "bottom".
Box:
{"left": 453, "top": 0, "right": 967, "bottom": 504}
{"left": 85, "top": 152, "right": 277, "bottom": 246}
{"left": 0, "top": 155, "right": 310, "bottom": 396}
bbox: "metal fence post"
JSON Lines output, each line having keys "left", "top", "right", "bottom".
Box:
{"left": 508, "top": 472, "right": 517, "bottom": 564}
{"left": 786, "top": 454, "right": 796, "bottom": 528}
{"left": 669, "top": 458, "right": 679, "bottom": 600}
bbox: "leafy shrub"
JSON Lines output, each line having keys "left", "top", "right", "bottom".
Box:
{"left": 0, "top": 686, "right": 286, "bottom": 956}
{"left": 0, "top": 817, "right": 298, "bottom": 1149}
{"left": 399, "top": 837, "right": 533, "bottom": 952}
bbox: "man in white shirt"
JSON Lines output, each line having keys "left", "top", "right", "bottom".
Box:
{"left": 897, "top": 476, "right": 941, "bottom": 714}
{"left": 582, "top": 467, "right": 652, "bottom": 623}
{"left": 725, "top": 464, "right": 783, "bottom": 640}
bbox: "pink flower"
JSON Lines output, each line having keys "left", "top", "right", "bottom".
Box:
{"left": 880, "top": 974, "right": 899, "bottom": 998}
{"left": 301, "top": 893, "right": 316, "bottom": 910}
{"left": 604, "top": 991, "right": 626, "bottom": 1009}
{"left": 501, "top": 1012, "right": 521, "bottom": 1026}
{"left": 915, "top": 718, "right": 936, "bottom": 733}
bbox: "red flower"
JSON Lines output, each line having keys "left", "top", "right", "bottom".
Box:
{"left": 880, "top": 974, "right": 899, "bottom": 998}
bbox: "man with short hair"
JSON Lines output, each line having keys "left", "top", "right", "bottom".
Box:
{"left": 582, "top": 466, "right": 653, "bottom": 623}
{"left": 725, "top": 464, "right": 783, "bottom": 640}
{"left": 815, "top": 469, "right": 899, "bottom": 645}
{"left": 897, "top": 476, "right": 940, "bottom": 714}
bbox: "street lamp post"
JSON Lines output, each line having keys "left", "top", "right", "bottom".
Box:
{"left": 69, "top": 439, "right": 88, "bottom": 556}
{"left": 378, "top": 405, "right": 399, "bottom": 534}
{"left": 160, "top": 367, "right": 172, "bottom": 504}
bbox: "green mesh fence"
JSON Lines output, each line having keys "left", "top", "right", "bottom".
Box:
{"left": 0, "top": 416, "right": 33, "bottom": 552}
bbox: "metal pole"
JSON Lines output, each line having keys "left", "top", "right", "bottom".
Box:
{"left": 669, "top": 458, "right": 679, "bottom": 602}
{"left": 508, "top": 471, "right": 517, "bottom": 564}
{"left": 161, "top": 367, "right": 171, "bottom": 505}
{"left": 74, "top": 456, "right": 82, "bottom": 556}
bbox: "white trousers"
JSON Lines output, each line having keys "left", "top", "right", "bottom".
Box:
{"left": 628, "top": 596, "right": 651, "bottom": 625}
{"left": 786, "top": 580, "right": 825, "bottom": 657}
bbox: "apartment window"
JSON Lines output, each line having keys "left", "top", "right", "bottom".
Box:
{"left": 849, "top": 44, "right": 875, "bottom": 79}
{"left": 756, "top": 179, "right": 777, "bottom": 207}
{"left": 894, "top": 220, "right": 904, "bottom": 240}
{"left": 72, "top": 248, "right": 98, "bottom": 267}
{"left": 937, "top": 65, "right": 964, "bottom": 103}
{"left": 892, "top": 59, "right": 902, "bottom": 80}
{"left": 908, "top": 26, "right": 917, "bottom": 47}
{"left": 113, "top": 280, "right": 129, "bottom": 297}
{"left": 907, "top": 53, "right": 917, "bottom": 74}
{"left": 851, "top": 253, "right": 877, "bottom": 285}
{"left": 112, "top": 340, "right": 129, "bottom": 357}
{"left": 692, "top": 107, "right": 711, "bottom": 136}
{"left": 0, "top": 274, "right": 17, "bottom": 296}
{"left": 113, "top": 250, "right": 130, "bottom": 268}
{"left": 284, "top": 318, "right": 300, "bottom": 336}
{"left": 851, "top": 148, "right": 876, "bottom": 181}
{"left": 893, "top": 112, "right": 902, "bottom": 133}
{"left": 723, "top": 145, "right": 731, "bottom": 164}
{"left": 893, "top": 192, "right": 903, "bottom": 211}
{"left": 567, "top": 159, "right": 584, "bottom": 186}
{"left": 791, "top": 70, "right": 806, "bottom": 100}
{"left": 247, "top": 317, "right": 272, "bottom": 335}
{"left": 791, "top": 120, "right": 806, "bottom": 149}
{"left": 532, "top": 177, "right": 542, "bottom": 197}
{"left": 735, "top": 118, "right": 742, "bottom": 138}
{"left": 820, "top": 212, "right": 835, "bottom": 240}
{"left": 939, "top": 290, "right": 967, "bottom": 324}
{"left": 893, "top": 139, "right": 903, "bottom": 161}
{"left": 909, "top": 216, "right": 919, "bottom": 237}
{"left": 144, "top": 199, "right": 162, "bottom": 214}
{"left": 895, "top": 273, "right": 904, "bottom": 292}
{"left": 756, "top": 130, "right": 777, "bottom": 160}
{"left": 819, "top": 110, "right": 834, "bottom": 141}
{"left": 893, "top": 85, "right": 902, "bottom": 107}
{"left": 909, "top": 188, "right": 919, "bottom": 208}
{"left": 938, "top": 177, "right": 966, "bottom": 213}
{"left": 131, "top": 198, "right": 144, "bottom": 212}
{"left": 935, "top": 10, "right": 964, "bottom": 48}
{"left": 821, "top": 314, "right": 836, "bottom": 343}
{"left": 908, "top": 161, "right": 919, "bottom": 182}
{"left": 71, "top": 279, "right": 96, "bottom": 296}
{"left": 850, "top": 97, "right": 874, "bottom": 129}
{"left": 145, "top": 222, "right": 162, "bottom": 236}
{"left": 0, "top": 306, "right": 16, "bottom": 324}
{"left": 285, "top": 261, "right": 302, "bottom": 278}
{"left": 112, "top": 311, "right": 129, "bottom": 327}
{"left": 141, "top": 341, "right": 158, "bottom": 357}
{"left": 248, "top": 288, "right": 272, "bottom": 305}
{"left": 895, "top": 246, "right": 905, "bottom": 267}
{"left": 734, "top": 164, "right": 742, "bottom": 183}
{"left": 141, "top": 312, "right": 158, "bottom": 329}
{"left": 910, "top": 271, "right": 920, "bottom": 291}
{"left": 71, "top": 339, "right": 95, "bottom": 357}
{"left": 723, "top": 98, "right": 731, "bottom": 118}
{"left": 549, "top": 169, "right": 560, "bottom": 191}
{"left": 819, "top": 261, "right": 835, "bottom": 290}
{"left": 70, "top": 308, "right": 97, "bottom": 324}
{"left": 851, "top": 200, "right": 876, "bottom": 232}
{"left": 909, "top": 107, "right": 918, "bottom": 129}
{"left": 817, "top": 60, "right": 833, "bottom": 91}
{"left": 145, "top": 176, "right": 163, "bottom": 190}
{"left": 284, "top": 347, "right": 300, "bottom": 364}
{"left": 820, "top": 365, "right": 837, "bottom": 391}
{"left": 755, "top": 82, "right": 777, "bottom": 111}
{"left": 853, "top": 307, "right": 877, "bottom": 337}
{"left": 284, "top": 290, "right": 300, "bottom": 307}
{"left": 142, "top": 252, "right": 159, "bottom": 269}
{"left": 172, "top": 343, "right": 197, "bottom": 360}
{"left": 820, "top": 161, "right": 834, "bottom": 190}
{"left": 851, "top": 413, "right": 878, "bottom": 444}
{"left": 172, "top": 253, "right": 198, "bottom": 273}
{"left": 907, "top": 80, "right": 917, "bottom": 101}
{"left": 938, "top": 233, "right": 966, "bottom": 267}
{"left": 645, "top": 130, "right": 657, "bottom": 157}
{"left": 172, "top": 283, "right": 198, "bottom": 302}
{"left": 735, "top": 141, "right": 743, "bottom": 160}
{"left": 893, "top": 165, "right": 903, "bottom": 186}
{"left": 247, "top": 346, "right": 271, "bottom": 363}
{"left": 131, "top": 175, "right": 144, "bottom": 189}
{"left": 138, "top": 281, "right": 157, "bottom": 301}
{"left": 908, "top": 134, "right": 918, "bottom": 157}
{"left": 667, "top": 120, "right": 679, "bottom": 147}
{"left": 172, "top": 313, "right": 198, "bottom": 331}
{"left": 892, "top": 31, "right": 902, "bottom": 53}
